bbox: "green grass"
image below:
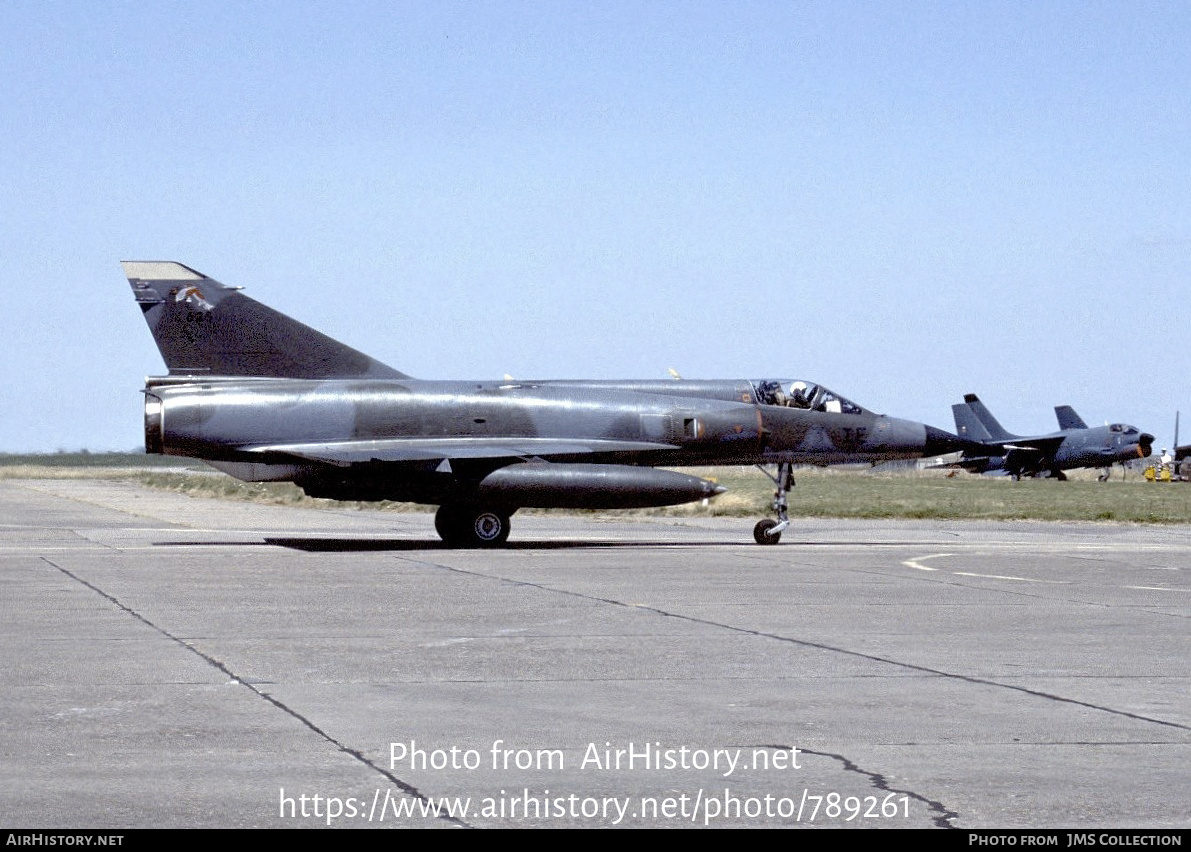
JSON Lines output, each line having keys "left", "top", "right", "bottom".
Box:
{"left": 660, "top": 467, "right": 1191, "bottom": 524}
{"left": 4, "top": 457, "right": 1190, "bottom": 524}
{"left": 131, "top": 471, "right": 417, "bottom": 512}
{"left": 0, "top": 452, "right": 195, "bottom": 469}
{"left": 798, "top": 472, "right": 1191, "bottom": 523}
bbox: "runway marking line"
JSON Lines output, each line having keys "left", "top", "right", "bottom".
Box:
{"left": 951, "top": 571, "right": 1069, "bottom": 584}
{"left": 901, "top": 553, "right": 953, "bottom": 571}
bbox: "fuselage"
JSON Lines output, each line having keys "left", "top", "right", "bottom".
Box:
{"left": 145, "top": 376, "right": 950, "bottom": 477}
{"left": 1051, "top": 425, "right": 1152, "bottom": 469}
{"left": 965, "top": 425, "right": 1152, "bottom": 477}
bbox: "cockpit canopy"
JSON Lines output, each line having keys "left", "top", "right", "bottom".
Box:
{"left": 752, "top": 380, "right": 868, "bottom": 415}
{"left": 1108, "top": 424, "right": 1138, "bottom": 434}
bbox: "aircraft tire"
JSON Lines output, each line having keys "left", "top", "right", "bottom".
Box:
{"left": 753, "top": 519, "right": 781, "bottom": 545}
{"left": 466, "top": 509, "right": 510, "bottom": 547}
{"left": 437, "top": 506, "right": 512, "bottom": 547}
{"left": 434, "top": 505, "right": 467, "bottom": 545}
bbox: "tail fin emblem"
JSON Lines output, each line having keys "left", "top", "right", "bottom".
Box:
{"left": 175, "top": 286, "right": 214, "bottom": 311}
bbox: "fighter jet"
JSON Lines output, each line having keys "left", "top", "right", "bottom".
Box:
{"left": 945, "top": 394, "right": 1153, "bottom": 481}
{"left": 123, "top": 261, "right": 975, "bottom": 546}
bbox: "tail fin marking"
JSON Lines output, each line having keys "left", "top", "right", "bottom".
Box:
{"left": 122, "top": 261, "right": 409, "bottom": 380}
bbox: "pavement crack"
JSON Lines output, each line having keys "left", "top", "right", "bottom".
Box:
{"left": 805, "top": 747, "right": 959, "bottom": 829}
{"left": 39, "top": 556, "right": 473, "bottom": 828}
{"left": 402, "top": 557, "right": 1191, "bottom": 735}
{"left": 755, "top": 743, "right": 959, "bottom": 828}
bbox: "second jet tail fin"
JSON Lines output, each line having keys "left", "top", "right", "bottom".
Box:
{"left": 952, "top": 402, "right": 994, "bottom": 444}
{"left": 1054, "top": 405, "right": 1088, "bottom": 431}
{"left": 122, "top": 262, "right": 409, "bottom": 380}
{"left": 961, "top": 394, "right": 1015, "bottom": 442}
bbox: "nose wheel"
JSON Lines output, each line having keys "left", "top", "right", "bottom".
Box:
{"left": 753, "top": 461, "right": 794, "bottom": 544}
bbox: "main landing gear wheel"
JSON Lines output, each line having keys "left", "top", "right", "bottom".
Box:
{"left": 435, "top": 505, "right": 511, "bottom": 547}
{"left": 752, "top": 461, "right": 795, "bottom": 545}
{"left": 470, "top": 510, "right": 510, "bottom": 546}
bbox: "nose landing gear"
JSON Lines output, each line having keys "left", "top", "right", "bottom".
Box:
{"left": 753, "top": 461, "right": 794, "bottom": 545}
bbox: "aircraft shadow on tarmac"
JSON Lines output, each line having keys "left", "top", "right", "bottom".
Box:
{"left": 150, "top": 537, "right": 910, "bottom": 552}
{"left": 152, "top": 538, "right": 734, "bottom": 552}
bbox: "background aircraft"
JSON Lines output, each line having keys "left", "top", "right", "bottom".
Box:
{"left": 124, "top": 261, "right": 975, "bottom": 546}
{"left": 945, "top": 393, "right": 1153, "bottom": 480}
{"left": 1170, "top": 412, "right": 1189, "bottom": 479}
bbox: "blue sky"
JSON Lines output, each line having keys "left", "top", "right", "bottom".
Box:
{"left": 2, "top": 1, "right": 1188, "bottom": 452}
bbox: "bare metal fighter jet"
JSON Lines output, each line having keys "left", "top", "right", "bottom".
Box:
{"left": 947, "top": 394, "right": 1153, "bottom": 480}
{"left": 123, "top": 261, "right": 973, "bottom": 546}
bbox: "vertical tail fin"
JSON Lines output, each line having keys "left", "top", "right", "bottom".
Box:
{"left": 1054, "top": 406, "right": 1088, "bottom": 431}
{"left": 952, "top": 402, "right": 994, "bottom": 443}
{"left": 961, "top": 394, "right": 1014, "bottom": 442}
{"left": 122, "top": 261, "right": 409, "bottom": 379}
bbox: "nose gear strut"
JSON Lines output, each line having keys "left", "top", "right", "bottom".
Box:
{"left": 753, "top": 461, "right": 794, "bottom": 544}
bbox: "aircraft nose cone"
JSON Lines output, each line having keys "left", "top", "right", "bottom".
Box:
{"left": 923, "top": 424, "right": 983, "bottom": 458}
{"left": 1139, "top": 433, "right": 1154, "bottom": 457}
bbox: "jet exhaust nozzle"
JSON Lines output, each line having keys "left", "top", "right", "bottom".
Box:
{"left": 923, "top": 425, "right": 987, "bottom": 459}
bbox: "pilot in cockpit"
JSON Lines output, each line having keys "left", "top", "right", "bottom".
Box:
{"left": 788, "top": 381, "right": 813, "bottom": 409}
